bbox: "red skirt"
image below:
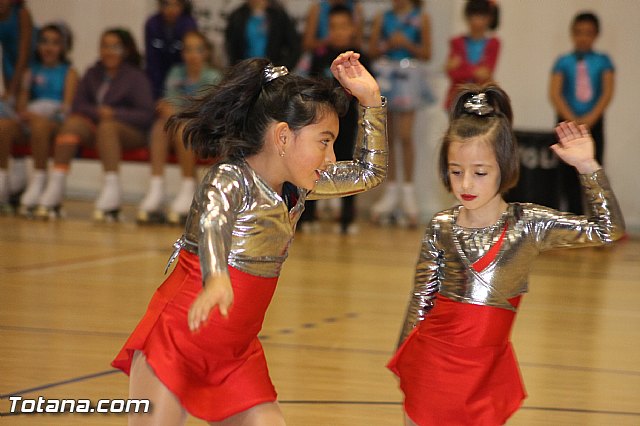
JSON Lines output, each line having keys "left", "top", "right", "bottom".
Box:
{"left": 387, "top": 294, "right": 526, "bottom": 426}
{"left": 112, "top": 250, "right": 279, "bottom": 421}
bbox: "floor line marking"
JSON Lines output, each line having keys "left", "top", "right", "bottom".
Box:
{"left": 0, "top": 370, "right": 119, "bottom": 399}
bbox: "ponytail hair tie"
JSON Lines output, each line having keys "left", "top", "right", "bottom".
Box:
{"left": 464, "top": 93, "right": 494, "bottom": 116}
{"left": 263, "top": 64, "right": 289, "bottom": 84}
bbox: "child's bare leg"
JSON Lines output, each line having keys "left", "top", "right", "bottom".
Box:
{"left": 128, "top": 350, "right": 187, "bottom": 426}
{"left": 210, "top": 402, "right": 285, "bottom": 426}
{"left": 149, "top": 117, "right": 170, "bottom": 176}
{"left": 173, "top": 124, "right": 196, "bottom": 179}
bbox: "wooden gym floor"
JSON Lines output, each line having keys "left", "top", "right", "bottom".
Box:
{"left": 1, "top": 201, "right": 639, "bottom": 425}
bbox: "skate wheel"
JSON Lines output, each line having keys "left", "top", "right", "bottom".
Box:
{"left": 34, "top": 205, "right": 63, "bottom": 220}
{"left": 166, "top": 211, "right": 187, "bottom": 226}
{"left": 94, "top": 209, "right": 121, "bottom": 223}
{"left": 18, "top": 205, "right": 37, "bottom": 218}
{"left": 136, "top": 210, "right": 166, "bottom": 225}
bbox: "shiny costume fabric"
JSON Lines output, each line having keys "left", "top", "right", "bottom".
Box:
{"left": 112, "top": 101, "right": 387, "bottom": 421}
{"left": 178, "top": 101, "right": 388, "bottom": 280}
{"left": 398, "top": 169, "right": 625, "bottom": 344}
{"left": 389, "top": 169, "right": 625, "bottom": 426}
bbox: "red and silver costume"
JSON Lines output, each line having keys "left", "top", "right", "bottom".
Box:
{"left": 113, "top": 100, "right": 387, "bottom": 421}
{"left": 388, "top": 169, "right": 625, "bottom": 426}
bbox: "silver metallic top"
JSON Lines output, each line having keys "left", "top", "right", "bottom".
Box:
{"left": 398, "top": 169, "right": 625, "bottom": 345}
{"left": 176, "top": 100, "right": 387, "bottom": 280}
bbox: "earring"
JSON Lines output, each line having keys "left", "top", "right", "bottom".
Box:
{"left": 280, "top": 151, "right": 285, "bottom": 157}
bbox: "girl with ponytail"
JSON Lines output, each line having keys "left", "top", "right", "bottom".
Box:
{"left": 112, "top": 51, "right": 387, "bottom": 425}
{"left": 388, "top": 84, "right": 625, "bottom": 425}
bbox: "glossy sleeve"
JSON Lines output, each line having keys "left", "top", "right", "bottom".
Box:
{"left": 308, "top": 99, "right": 388, "bottom": 199}
{"left": 533, "top": 169, "right": 625, "bottom": 250}
{"left": 398, "top": 224, "right": 442, "bottom": 347}
{"left": 197, "top": 164, "right": 247, "bottom": 282}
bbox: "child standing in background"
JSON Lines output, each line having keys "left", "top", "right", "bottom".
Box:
{"left": 225, "top": 0, "right": 301, "bottom": 70}
{"left": 138, "top": 30, "right": 222, "bottom": 225}
{"left": 388, "top": 84, "right": 624, "bottom": 425}
{"left": 0, "top": 22, "right": 78, "bottom": 214}
{"left": 550, "top": 12, "right": 614, "bottom": 215}
{"left": 444, "top": 0, "right": 500, "bottom": 111}
{"left": 301, "top": 0, "right": 363, "bottom": 53}
{"left": 144, "top": 0, "right": 198, "bottom": 100}
{"left": 298, "top": 4, "right": 370, "bottom": 234}
{"left": 368, "top": 0, "right": 431, "bottom": 227}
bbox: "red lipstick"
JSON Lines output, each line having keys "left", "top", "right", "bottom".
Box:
{"left": 461, "top": 194, "right": 477, "bottom": 201}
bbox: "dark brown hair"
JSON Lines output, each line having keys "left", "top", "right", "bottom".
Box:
{"left": 439, "top": 84, "right": 519, "bottom": 194}
{"left": 102, "top": 28, "right": 142, "bottom": 68}
{"left": 572, "top": 11, "right": 600, "bottom": 34}
{"left": 168, "top": 58, "right": 349, "bottom": 160}
{"left": 464, "top": 0, "right": 500, "bottom": 31}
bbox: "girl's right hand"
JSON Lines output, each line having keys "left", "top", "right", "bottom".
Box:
{"left": 188, "top": 274, "right": 234, "bottom": 332}
{"left": 330, "top": 51, "right": 381, "bottom": 107}
{"left": 551, "top": 121, "right": 600, "bottom": 174}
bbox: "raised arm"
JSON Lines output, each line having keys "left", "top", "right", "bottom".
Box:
{"left": 308, "top": 52, "right": 387, "bottom": 199}
{"left": 534, "top": 122, "right": 625, "bottom": 249}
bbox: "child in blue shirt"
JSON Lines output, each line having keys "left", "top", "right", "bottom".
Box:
{"left": 550, "top": 11, "right": 614, "bottom": 214}
{"left": 0, "top": 22, "right": 78, "bottom": 213}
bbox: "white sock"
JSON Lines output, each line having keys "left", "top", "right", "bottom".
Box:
{"left": 20, "top": 170, "right": 47, "bottom": 207}
{"left": 139, "top": 175, "right": 165, "bottom": 212}
{"left": 401, "top": 182, "right": 418, "bottom": 217}
{"left": 95, "top": 172, "right": 121, "bottom": 211}
{"left": 0, "top": 169, "right": 9, "bottom": 203}
{"left": 170, "top": 177, "right": 196, "bottom": 215}
{"left": 9, "top": 157, "right": 27, "bottom": 193}
{"left": 371, "top": 181, "right": 399, "bottom": 215}
{"left": 38, "top": 170, "right": 67, "bottom": 208}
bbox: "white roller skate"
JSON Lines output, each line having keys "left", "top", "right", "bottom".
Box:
{"left": 19, "top": 171, "right": 47, "bottom": 217}
{"left": 370, "top": 181, "right": 399, "bottom": 225}
{"left": 94, "top": 172, "right": 122, "bottom": 222}
{"left": 398, "top": 182, "right": 419, "bottom": 228}
{"left": 34, "top": 170, "right": 66, "bottom": 220}
{"left": 167, "top": 178, "right": 195, "bottom": 226}
{"left": 137, "top": 176, "right": 166, "bottom": 224}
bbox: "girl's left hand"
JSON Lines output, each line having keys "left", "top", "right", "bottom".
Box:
{"left": 330, "top": 51, "right": 381, "bottom": 107}
{"left": 551, "top": 121, "right": 600, "bottom": 174}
